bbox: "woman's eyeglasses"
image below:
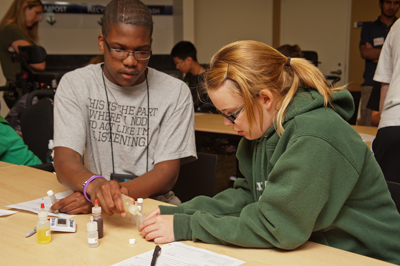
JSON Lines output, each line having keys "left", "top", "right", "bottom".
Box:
{"left": 217, "top": 105, "right": 244, "bottom": 124}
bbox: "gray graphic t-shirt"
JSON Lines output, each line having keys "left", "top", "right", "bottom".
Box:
{"left": 54, "top": 64, "right": 196, "bottom": 179}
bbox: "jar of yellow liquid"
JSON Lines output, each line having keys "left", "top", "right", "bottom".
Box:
{"left": 37, "top": 203, "right": 51, "bottom": 244}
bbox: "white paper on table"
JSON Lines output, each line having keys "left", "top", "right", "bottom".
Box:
{"left": 0, "top": 209, "right": 18, "bottom": 216}
{"left": 358, "top": 133, "right": 375, "bottom": 143}
{"left": 112, "top": 242, "right": 245, "bottom": 266}
{"left": 6, "top": 190, "right": 75, "bottom": 219}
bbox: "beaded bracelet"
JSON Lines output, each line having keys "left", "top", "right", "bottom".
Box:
{"left": 82, "top": 175, "right": 105, "bottom": 202}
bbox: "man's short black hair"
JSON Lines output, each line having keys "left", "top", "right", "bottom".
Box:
{"left": 171, "top": 41, "right": 198, "bottom": 62}
{"left": 102, "top": 0, "right": 153, "bottom": 37}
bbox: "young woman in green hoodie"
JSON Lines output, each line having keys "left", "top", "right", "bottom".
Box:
{"left": 139, "top": 40, "right": 400, "bottom": 264}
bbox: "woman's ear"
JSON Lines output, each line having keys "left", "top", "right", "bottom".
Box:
{"left": 258, "top": 89, "right": 275, "bottom": 110}
{"left": 98, "top": 34, "right": 105, "bottom": 54}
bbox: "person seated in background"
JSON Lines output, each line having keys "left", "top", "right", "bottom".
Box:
{"left": 0, "top": 105, "right": 41, "bottom": 165}
{"left": 276, "top": 44, "right": 303, "bottom": 58}
{"left": 51, "top": 0, "right": 196, "bottom": 215}
{"left": 0, "top": 0, "right": 46, "bottom": 136}
{"left": 171, "top": 41, "right": 216, "bottom": 113}
{"left": 139, "top": 40, "right": 400, "bottom": 265}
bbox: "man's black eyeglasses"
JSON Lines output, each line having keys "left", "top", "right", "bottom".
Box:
{"left": 217, "top": 104, "right": 244, "bottom": 124}
{"left": 103, "top": 37, "right": 152, "bottom": 60}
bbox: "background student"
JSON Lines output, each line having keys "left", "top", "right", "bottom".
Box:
{"left": 359, "top": 0, "right": 399, "bottom": 126}
{"left": 51, "top": 0, "right": 196, "bottom": 215}
{"left": 139, "top": 40, "right": 400, "bottom": 265}
{"left": 0, "top": 0, "right": 46, "bottom": 135}
{"left": 171, "top": 41, "right": 216, "bottom": 113}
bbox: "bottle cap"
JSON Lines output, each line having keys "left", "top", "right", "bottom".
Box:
{"left": 47, "top": 190, "right": 54, "bottom": 197}
{"left": 137, "top": 198, "right": 143, "bottom": 203}
{"left": 92, "top": 199, "right": 101, "bottom": 214}
{"left": 129, "top": 239, "right": 136, "bottom": 244}
{"left": 87, "top": 216, "right": 98, "bottom": 231}
{"left": 38, "top": 203, "right": 47, "bottom": 219}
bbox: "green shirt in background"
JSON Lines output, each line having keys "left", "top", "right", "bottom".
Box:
{"left": 0, "top": 115, "right": 42, "bottom": 166}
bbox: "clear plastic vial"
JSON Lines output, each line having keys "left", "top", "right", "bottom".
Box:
{"left": 92, "top": 199, "right": 103, "bottom": 239}
{"left": 135, "top": 206, "right": 145, "bottom": 228}
{"left": 37, "top": 203, "right": 51, "bottom": 244}
{"left": 137, "top": 198, "right": 143, "bottom": 215}
{"left": 87, "top": 216, "right": 99, "bottom": 248}
{"left": 121, "top": 194, "right": 141, "bottom": 215}
{"left": 47, "top": 190, "right": 57, "bottom": 204}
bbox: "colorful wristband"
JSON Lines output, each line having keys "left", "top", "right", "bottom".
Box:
{"left": 82, "top": 175, "right": 105, "bottom": 202}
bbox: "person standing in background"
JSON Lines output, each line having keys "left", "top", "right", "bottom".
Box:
{"left": 373, "top": 19, "right": 400, "bottom": 183}
{"left": 359, "top": 0, "right": 399, "bottom": 126}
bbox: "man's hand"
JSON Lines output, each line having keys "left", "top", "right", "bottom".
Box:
{"left": 49, "top": 192, "right": 93, "bottom": 214}
{"left": 139, "top": 208, "right": 175, "bottom": 244}
{"left": 86, "top": 178, "right": 129, "bottom": 216}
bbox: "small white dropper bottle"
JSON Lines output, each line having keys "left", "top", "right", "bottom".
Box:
{"left": 87, "top": 216, "right": 99, "bottom": 248}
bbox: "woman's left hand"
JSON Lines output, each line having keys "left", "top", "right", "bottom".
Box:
{"left": 139, "top": 212, "right": 175, "bottom": 244}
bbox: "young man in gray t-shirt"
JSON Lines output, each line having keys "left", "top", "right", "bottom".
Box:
{"left": 51, "top": 0, "right": 196, "bottom": 216}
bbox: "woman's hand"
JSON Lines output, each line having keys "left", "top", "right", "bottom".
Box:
{"left": 139, "top": 208, "right": 175, "bottom": 244}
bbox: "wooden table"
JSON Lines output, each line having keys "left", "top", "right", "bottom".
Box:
{"left": 195, "top": 113, "right": 378, "bottom": 147}
{"left": 0, "top": 163, "right": 394, "bottom": 265}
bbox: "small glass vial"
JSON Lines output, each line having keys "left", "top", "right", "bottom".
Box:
{"left": 37, "top": 203, "right": 51, "bottom": 244}
{"left": 92, "top": 199, "right": 103, "bottom": 238}
{"left": 87, "top": 216, "right": 99, "bottom": 248}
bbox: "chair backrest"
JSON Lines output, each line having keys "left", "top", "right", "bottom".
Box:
{"left": 20, "top": 97, "right": 54, "bottom": 163}
{"left": 302, "top": 50, "right": 319, "bottom": 67}
{"left": 387, "top": 181, "right": 400, "bottom": 214}
{"left": 172, "top": 152, "right": 218, "bottom": 203}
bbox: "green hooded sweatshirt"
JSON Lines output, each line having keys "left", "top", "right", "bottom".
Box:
{"left": 0, "top": 115, "right": 42, "bottom": 166}
{"left": 160, "top": 89, "right": 400, "bottom": 264}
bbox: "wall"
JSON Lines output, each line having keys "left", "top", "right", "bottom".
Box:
{"left": 193, "top": 0, "right": 273, "bottom": 64}
{"left": 39, "top": 0, "right": 178, "bottom": 54}
{"left": 348, "top": 0, "right": 382, "bottom": 91}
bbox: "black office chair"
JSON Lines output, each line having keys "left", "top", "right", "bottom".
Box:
{"left": 20, "top": 96, "right": 54, "bottom": 163}
{"left": 387, "top": 181, "right": 400, "bottom": 214}
{"left": 172, "top": 152, "right": 218, "bottom": 203}
{"left": 302, "top": 50, "right": 319, "bottom": 67}
{"left": 302, "top": 50, "right": 341, "bottom": 86}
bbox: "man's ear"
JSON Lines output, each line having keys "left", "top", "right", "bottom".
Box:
{"left": 98, "top": 34, "right": 105, "bottom": 54}
{"left": 186, "top": 56, "right": 194, "bottom": 64}
{"left": 258, "top": 89, "right": 275, "bottom": 110}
